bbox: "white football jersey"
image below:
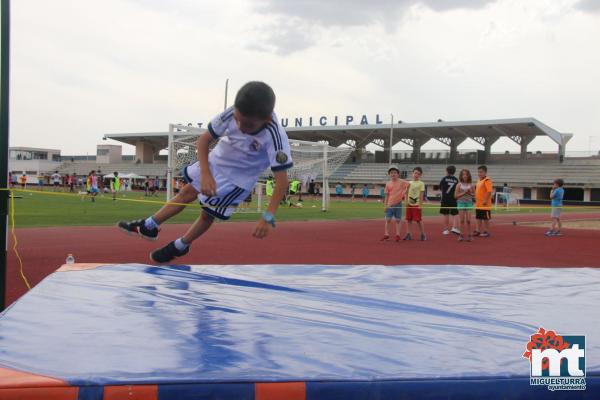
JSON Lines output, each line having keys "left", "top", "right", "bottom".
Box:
{"left": 206, "top": 106, "right": 293, "bottom": 190}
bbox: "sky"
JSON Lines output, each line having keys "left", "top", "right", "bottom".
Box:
{"left": 9, "top": 0, "right": 600, "bottom": 155}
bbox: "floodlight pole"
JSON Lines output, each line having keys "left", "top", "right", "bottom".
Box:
{"left": 389, "top": 114, "right": 394, "bottom": 166}
{"left": 321, "top": 142, "right": 328, "bottom": 212}
{"left": 0, "top": 0, "right": 10, "bottom": 311}
{"left": 224, "top": 78, "right": 229, "bottom": 111}
{"left": 166, "top": 126, "right": 174, "bottom": 202}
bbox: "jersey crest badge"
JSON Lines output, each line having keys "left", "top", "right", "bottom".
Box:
{"left": 276, "top": 151, "right": 288, "bottom": 164}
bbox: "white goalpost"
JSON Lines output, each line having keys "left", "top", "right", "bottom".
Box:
{"left": 494, "top": 191, "right": 521, "bottom": 211}
{"left": 166, "top": 124, "right": 353, "bottom": 212}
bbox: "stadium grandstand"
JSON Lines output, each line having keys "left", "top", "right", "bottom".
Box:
{"left": 21, "top": 117, "right": 600, "bottom": 202}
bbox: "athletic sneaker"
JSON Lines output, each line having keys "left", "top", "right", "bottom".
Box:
{"left": 458, "top": 235, "right": 464, "bottom": 242}
{"left": 380, "top": 235, "right": 390, "bottom": 242}
{"left": 395, "top": 234, "right": 401, "bottom": 242}
{"left": 451, "top": 228, "right": 461, "bottom": 235}
{"left": 442, "top": 230, "right": 450, "bottom": 235}
{"left": 553, "top": 231, "right": 563, "bottom": 236}
{"left": 150, "top": 241, "right": 190, "bottom": 263}
{"left": 473, "top": 231, "right": 481, "bottom": 237}
{"left": 403, "top": 233, "right": 412, "bottom": 241}
{"left": 545, "top": 230, "right": 555, "bottom": 236}
{"left": 118, "top": 219, "right": 159, "bottom": 241}
{"left": 420, "top": 234, "right": 427, "bottom": 241}
{"left": 480, "top": 231, "right": 490, "bottom": 238}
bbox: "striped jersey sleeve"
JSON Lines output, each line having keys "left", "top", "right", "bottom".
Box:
{"left": 265, "top": 119, "right": 293, "bottom": 172}
{"left": 207, "top": 106, "right": 235, "bottom": 139}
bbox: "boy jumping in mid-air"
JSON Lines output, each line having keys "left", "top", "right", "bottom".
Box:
{"left": 381, "top": 166, "right": 409, "bottom": 242}
{"left": 118, "top": 81, "right": 292, "bottom": 263}
{"left": 546, "top": 178, "right": 564, "bottom": 236}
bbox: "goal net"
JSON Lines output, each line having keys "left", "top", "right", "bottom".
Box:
{"left": 166, "top": 124, "right": 353, "bottom": 211}
{"left": 494, "top": 191, "right": 521, "bottom": 211}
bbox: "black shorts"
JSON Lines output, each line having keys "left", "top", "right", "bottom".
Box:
{"left": 476, "top": 209, "right": 492, "bottom": 220}
{"left": 439, "top": 203, "right": 458, "bottom": 216}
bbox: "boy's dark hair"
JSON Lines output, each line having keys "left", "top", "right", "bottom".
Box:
{"left": 478, "top": 165, "right": 487, "bottom": 172}
{"left": 234, "top": 81, "right": 276, "bottom": 120}
{"left": 114, "top": 171, "right": 118, "bottom": 176}
{"left": 413, "top": 166, "right": 423, "bottom": 174}
{"left": 554, "top": 178, "right": 564, "bottom": 187}
{"left": 446, "top": 165, "right": 456, "bottom": 175}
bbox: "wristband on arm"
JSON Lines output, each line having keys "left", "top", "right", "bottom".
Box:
{"left": 262, "top": 211, "right": 276, "bottom": 227}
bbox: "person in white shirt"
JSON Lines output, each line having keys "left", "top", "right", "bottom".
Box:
{"left": 51, "top": 171, "right": 61, "bottom": 192}
{"left": 119, "top": 81, "right": 292, "bottom": 263}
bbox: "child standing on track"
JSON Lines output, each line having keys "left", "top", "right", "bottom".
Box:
{"left": 439, "top": 165, "right": 460, "bottom": 236}
{"left": 381, "top": 166, "right": 409, "bottom": 242}
{"left": 474, "top": 165, "right": 493, "bottom": 237}
{"left": 546, "top": 178, "right": 564, "bottom": 236}
{"left": 118, "top": 81, "right": 292, "bottom": 263}
{"left": 454, "top": 169, "right": 474, "bottom": 242}
{"left": 404, "top": 166, "right": 426, "bottom": 241}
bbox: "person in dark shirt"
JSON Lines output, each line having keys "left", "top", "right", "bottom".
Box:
{"left": 439, "top": 165, "right": 460, "bottom": 236}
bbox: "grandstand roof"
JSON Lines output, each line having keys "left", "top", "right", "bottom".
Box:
{"left": 104, "top": 117, "right": 572, "bottom": 150}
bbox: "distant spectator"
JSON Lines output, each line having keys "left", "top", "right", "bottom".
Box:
{"left": 308, "top": 179, "right": 316, "bottom": 200}
{"left": 87, "top": 170, "right": 99, "bottom": 202}
{"left": 37, "top": 173, "right": 44, "bottom": 191}
{"left": 69, "top": 174, "right": 76, "bottom": 193}
{"left": 111, "top": 172, "right": 121, "bottom": 201}
{"left": 362, "top": 184, "right": 369, "bottom": 202}
{"left": 501, "top": 183, "right": 510, "bottom": 209}
{"left": 546, "top": 179, "right": 564, "bottom": 237}
{"left": 51, "top": 171, "right": 61, "bottom": 192}
{"left": 335, "top": 182, "right": 343, "bottom": 201}
{"left": 19, "top": 173, "right": 27, "bottom": 189}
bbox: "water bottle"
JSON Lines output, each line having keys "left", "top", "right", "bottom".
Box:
{"left": 65, "top": 254, "right": 75, "bottom": 265}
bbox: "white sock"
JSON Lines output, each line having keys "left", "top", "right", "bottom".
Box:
{"left": 144, "top": 217, "right": 159, "bottom": 230}
{"left": 174, "top": 238, "right": 189, "bottom": 251}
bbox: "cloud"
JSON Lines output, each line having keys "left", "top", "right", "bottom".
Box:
{"left": 249, "top": 0, "right": 497, "bottom": 55}
{"left": 575, "top": 0, "right": 600, "bottom": 13}
{"left": 254, "top": 0, "right": 496, "bottom": 26}
{"left": 246, "top": 18, "right": 317, "bottom": 56}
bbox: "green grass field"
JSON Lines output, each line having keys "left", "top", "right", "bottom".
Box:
{"left": 8, "top": 189, "right": 593, "bottom": 228}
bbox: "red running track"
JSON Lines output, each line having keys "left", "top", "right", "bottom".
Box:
{"left": 6, "top": 213, "right": 600, "bottom": 305}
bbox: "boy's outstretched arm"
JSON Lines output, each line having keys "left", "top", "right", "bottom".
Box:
{"left": 197, "top": 132, "right": 217, "bottom": 196}
{"left": 253, "top": 170, "right": 288, "bottom": 239}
